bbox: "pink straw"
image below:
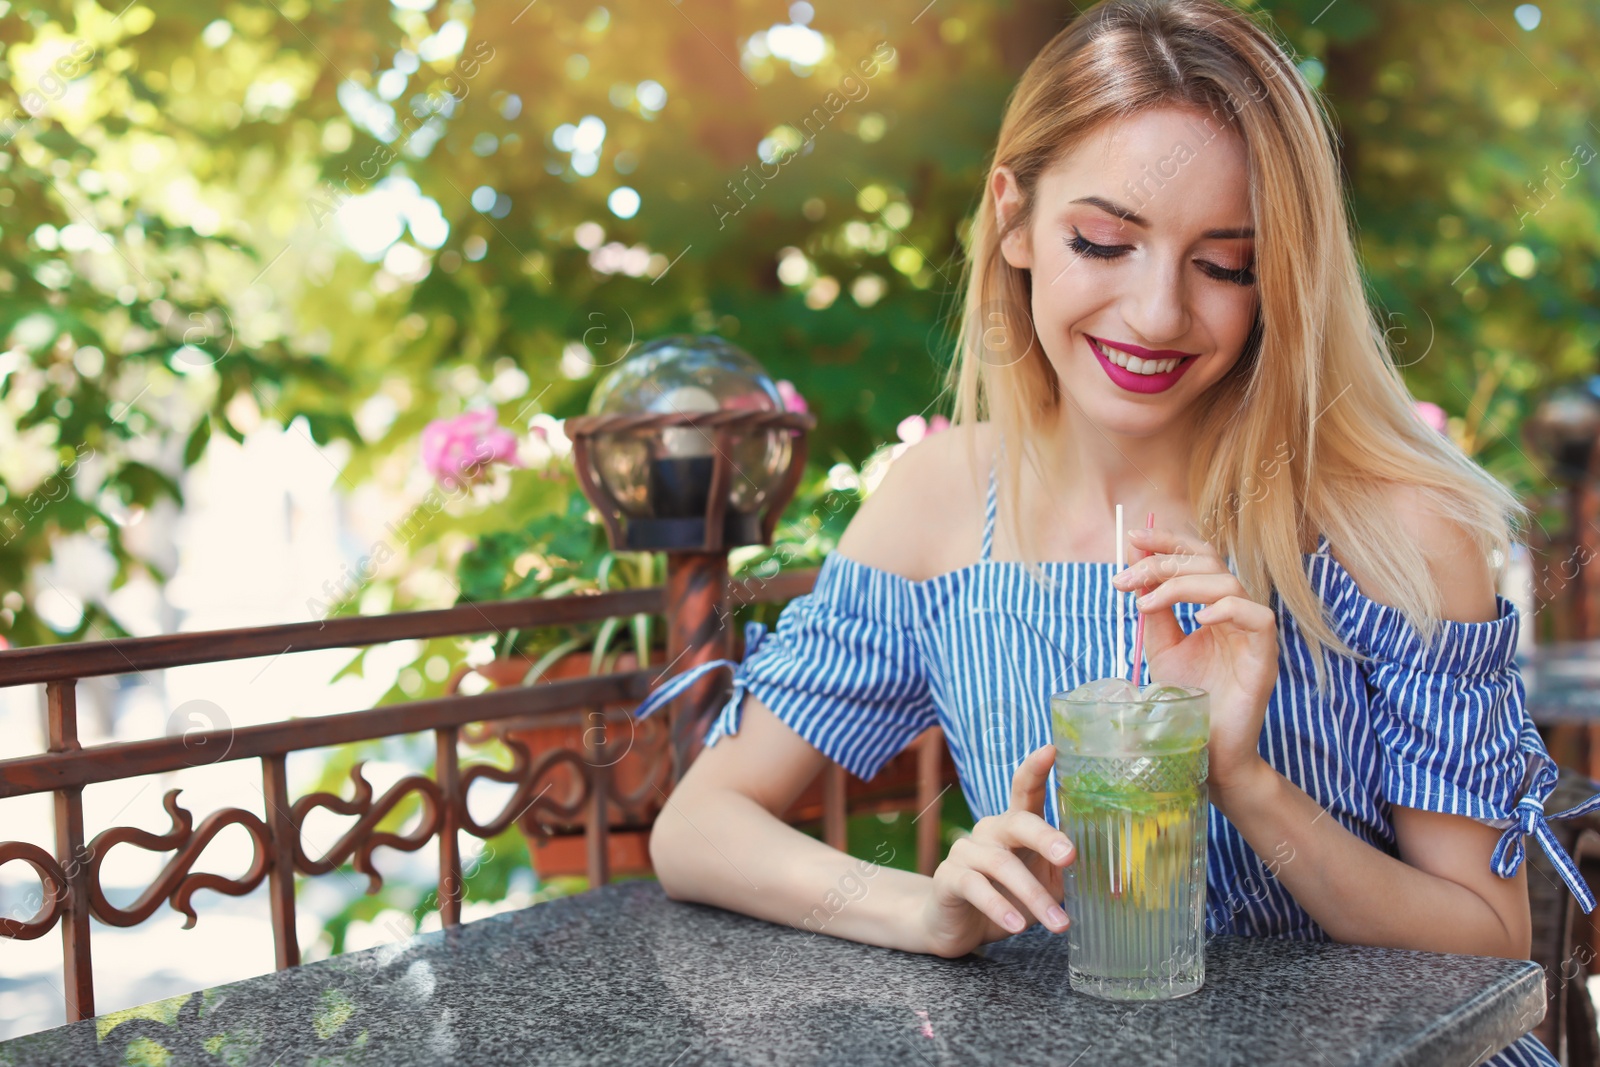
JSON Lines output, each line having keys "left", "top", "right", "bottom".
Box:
{"left": 1129, "top": 511, "right": 1154, "bottom": 684}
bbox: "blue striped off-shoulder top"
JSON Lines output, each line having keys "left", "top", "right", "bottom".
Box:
{"left": 633, "top": 459, "right": 1597, "bottom": 1067}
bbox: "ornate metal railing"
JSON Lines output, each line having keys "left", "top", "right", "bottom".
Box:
{"left": 0, "top": 568, "right": 822, "bottom": 1024}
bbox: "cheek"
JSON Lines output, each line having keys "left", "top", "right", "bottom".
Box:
{"left": 1030, "top": 255, "right": 1103, "bottom": 332}
{"left": 1167, "top": 289, "right": 1258, "bottom": 390}
{"left": 1198, "top": 288, "right": 1258, "bottom": 355}
{"left": 1026, "top": 288, "right": 1075, "bottom": 381}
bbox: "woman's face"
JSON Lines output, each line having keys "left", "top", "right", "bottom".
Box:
{"left": 994, "top": 106, "right": 1259, "bottom": 438}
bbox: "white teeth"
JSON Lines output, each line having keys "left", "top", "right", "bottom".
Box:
{"left": 1092, "top": 338, "right": 1182, "bottom": 375}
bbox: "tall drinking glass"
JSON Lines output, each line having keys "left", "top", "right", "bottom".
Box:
{"left": 1050, "top": 680, "right": 1209, "bottom": 1001}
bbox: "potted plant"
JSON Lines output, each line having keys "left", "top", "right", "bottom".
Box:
{"left": 445, "top": 440, "right": 671, "bottom": 879}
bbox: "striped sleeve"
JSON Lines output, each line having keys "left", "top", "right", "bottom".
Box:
{"left": 1333, "top": 579, "right": 1530, "bottom": 823}
{"left": 701, "top": 554, "right": 939, "bottom": 782}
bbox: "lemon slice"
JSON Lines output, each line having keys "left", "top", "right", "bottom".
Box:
{"left": 1122, "top": 808, "right": 1188, "bottom": 906}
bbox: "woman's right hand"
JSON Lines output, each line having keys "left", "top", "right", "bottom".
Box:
{"left": 917, "top": 744, "right": 1076, "bottom": 958}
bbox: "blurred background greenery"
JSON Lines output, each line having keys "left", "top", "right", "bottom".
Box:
{"left": 0, "top": 0, "right": 1595, "bottom": 968}
{"left": 2, "top": 0, "right": 1596, "bottom": 648}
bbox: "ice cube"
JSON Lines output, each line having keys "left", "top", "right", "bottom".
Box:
{"left": 1067, "top": 677, "right": 1142, "bottom": 703}
{"left": 1152, "top": 704, "right": 1209, "bottom": 750}
{"left": 1140, "top": 713, "right": 1179, "bottom": 746}
{"left": 1140, "top": 683, "right": 1195, "bottom": 702}
{"left": 1117, "top": 702, "right": 1159, "bottom": 729}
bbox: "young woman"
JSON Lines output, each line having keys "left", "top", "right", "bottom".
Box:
{"left": 638, "top": 2, "right": 1596, "bottom": 1063}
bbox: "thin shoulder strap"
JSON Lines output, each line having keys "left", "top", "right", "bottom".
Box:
{"left": 979, "top": 449, "right": 999, "bottom": 563}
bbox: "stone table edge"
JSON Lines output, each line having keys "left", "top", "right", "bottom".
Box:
{"left": 1385, "top": 959, "right": 1545, "bottom": 1067}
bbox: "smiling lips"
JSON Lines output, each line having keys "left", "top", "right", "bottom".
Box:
{"left": 1086, "top": 334, "right": 1199, "bottom": 395}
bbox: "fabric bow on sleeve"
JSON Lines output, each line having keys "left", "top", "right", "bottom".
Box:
{"left": 629, "top": 621, "right": 768, "bottom": 722}
{"left": 1490, "top": 749, "right": 1600, "bottom": 913}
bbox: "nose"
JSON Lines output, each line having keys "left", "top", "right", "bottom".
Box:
{"left": 1120, "top": 255, "right": 1191, "bottom": 345}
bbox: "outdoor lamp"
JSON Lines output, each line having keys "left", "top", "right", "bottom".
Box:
{"left": 566, "top": 334, "right": 814, "bottom": 552}
{"left": 1524, "top": 375, "right": 1600, "bottom": 642}
{"left": 1525, "top": 375, "right": 1600, "bottom": 484}
{"left": 566, "top": 334, "right": 815, "bottom": 781}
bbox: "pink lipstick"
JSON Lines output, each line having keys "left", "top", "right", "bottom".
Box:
{"left": 1086, "top": 334, "right": 1199, "bottom": 395}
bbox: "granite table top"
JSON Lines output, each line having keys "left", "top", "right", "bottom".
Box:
{"left": 0, "top": 879, "right": 1546, "bottom": 1066}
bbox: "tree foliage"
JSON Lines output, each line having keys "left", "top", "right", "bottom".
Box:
{"left": 0, "top": 0, "right": 1594, "bottom": 646}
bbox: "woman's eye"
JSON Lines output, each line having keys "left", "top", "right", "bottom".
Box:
{"left": 1198, "top": 260, "right": 1256, "bottom": 287}
{"left": 1063, "top": 228, "right": 1255, "bottom": 286}
{"left": 1065, "top": 229, "right": 1130, "bottom": 261}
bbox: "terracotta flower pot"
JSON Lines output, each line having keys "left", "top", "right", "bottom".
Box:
{"left": 449, "top": 650, "right": 667, "bottom": 881}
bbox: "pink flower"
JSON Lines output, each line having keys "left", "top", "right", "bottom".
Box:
{"left": 777, "top": 379, "right": 808, "bottom": 415}
{"left": 1414, "top": 401, "right": 1448, "bottom": 435}
{"left": 896, "top": 414, "right": 951, "bottom": 446}
{"left": 421, "top": 409, "right": 521, "bottom": 487}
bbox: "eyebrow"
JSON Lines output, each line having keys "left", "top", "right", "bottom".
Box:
{"left": 1070, "top": 195, "right": 1255, "bottom": 240}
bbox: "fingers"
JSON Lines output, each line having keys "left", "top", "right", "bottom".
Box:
{"left": 946, "top": 835, "right": 1072, "bottom": 933}
{"left": 943, "top": 865, "right": 1029, "bottom": 934}
{"left": 1127, "top": 525, "right": 1220, "bottom": 564}
{"left": 972, "top": 807, "right": 1077, "bottom": 869}
{"left": 937, "top": 752, "right": 1080, "bottom": 939}
{"left": 1112, "top": 546, "right": 1227, "bottom": 592}
{"left": 1134, "top": 592, "right": 1186, "bottom": 652}
{"left": 1135, "top": 571, "right": 1242, "bottom": 608}
{"left": 1115, "top": 530, "right": 1234, "bottom": 657}
{"left": 1134, "top": 572, "right": 1250, "bottom": 614}
{"left": 1194, "top": 593, "right": 1277, "bottom": 632}
{"left": 1008, "top": 743, "right": 1057, "bottom": 815}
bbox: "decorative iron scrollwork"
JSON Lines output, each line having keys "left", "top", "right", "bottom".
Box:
{"left": 85, "top": 790, "right": 271, "bottom": 929}
{"left": 461, "top": 737, "right": 591, "bottom": 840}
{"left": 0, "top": 842, "right": 68, "bottom": 940}
{"left": 591, "top": 710, "right": 672, "bottom": 822}
{"left": 1, "top": 712, "right": 681, "bottom": 945}
{"left": 290, "top": 762, "right": 443, "bottom": 893}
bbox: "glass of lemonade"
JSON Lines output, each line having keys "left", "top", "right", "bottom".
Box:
{"left": 1050, "top": 679, "right": 1209, "bottom": 1001}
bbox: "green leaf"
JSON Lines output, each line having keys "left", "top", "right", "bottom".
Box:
{"left": 182, "top": 417, "right": 211, "bottom": 467}
{"left": 109, "top": 462, "right": 183, "bottom": 508}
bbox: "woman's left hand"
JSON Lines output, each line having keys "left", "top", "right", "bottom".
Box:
{"left": 1112, "top": 526, "right": 1278, "bottom": 798}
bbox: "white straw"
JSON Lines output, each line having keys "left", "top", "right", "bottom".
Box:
{"left": 1115, "top": 504, "right": 1125, "bottom": 676}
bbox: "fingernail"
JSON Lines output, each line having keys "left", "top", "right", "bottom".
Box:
{"left": 1050, "top": 840, "right": 1072, "bottom": 863}
{"left": 1047, "top": 905, "right": 1068, "bottom": 927}
{"left": 1137, "top": 593, "right": 1153, "bottom": 608}
{"left": 1004, "top": 911, "right": 1025, "bottom": 932}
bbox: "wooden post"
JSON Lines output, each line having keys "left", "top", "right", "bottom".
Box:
{"left": 1582, "top": 441, "right": 1600, "bottom": 779}
{"left": 584, "top": 707, "right": 612, "bottom": 887}
{"left": 435, "top": 726, "right": 463, "bottom": 927}
{"left": 47, "top": 680, "right": 93, "bottom": 1021}
{"left": 261, "top": 754, "right": 300, "bottom": 969}
{"left": 916, "top": 730, "right": 945, "bottom": 876}
{"left": 1579, "top": 474, "right": 1600, "bottom": 641}
{"left": 663, "top": 552, "right": 731, "bottom": 781}
{"left": 821, "top": 765, "right": 849, "bottom": 854}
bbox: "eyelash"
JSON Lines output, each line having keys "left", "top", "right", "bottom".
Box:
{"left": 1064, "top": 229, "right": 1257, "bottom": 287}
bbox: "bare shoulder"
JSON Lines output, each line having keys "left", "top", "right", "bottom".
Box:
{"left": 1329, "top": 482, "right": 1500, "bottom": 624}
{"left": 833, "top": 420, "right": 997, "bottom": 582}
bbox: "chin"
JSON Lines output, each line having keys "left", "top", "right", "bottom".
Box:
{"left": 1062, "top": 389, "right": 1181, "bottom": 437}
{"left": 1102, "top": 412, "right": 1180, "bottom": 438}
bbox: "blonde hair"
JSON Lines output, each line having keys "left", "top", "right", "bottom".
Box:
{"left": 942, "top": 0, "right": 1526, "bottom": 688}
